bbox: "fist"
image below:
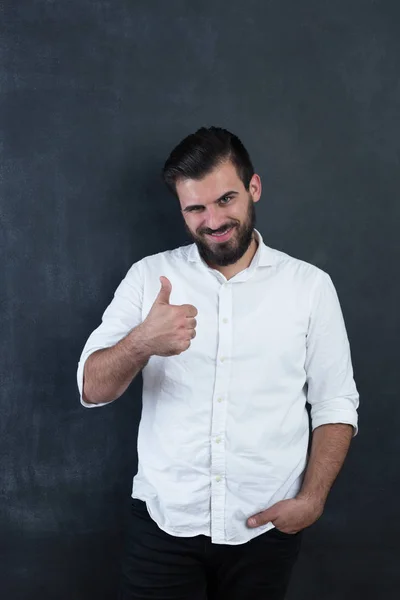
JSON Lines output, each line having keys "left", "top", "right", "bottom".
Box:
{"left": 140, "top": 276, "right": 198, "bottom": 357}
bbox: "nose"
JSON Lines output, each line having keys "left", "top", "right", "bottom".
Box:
{"left": 204, "top": 206, "right": 228, "bottom": 233}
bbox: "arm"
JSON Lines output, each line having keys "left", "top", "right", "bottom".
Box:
{"left": 77, "top": 260, "right": 145, "bottom": 408}
{"left": 297, "top": 422, "right": 353, "bottom": 507}
{"left": 247, "top": 271, "right": 359, "bottom": 532}
{"left": 78, "top": 272, "right": 197, "bottom": 406}
{"left": 82, "top": 324, "right": 151, "bottom": 405}
{"left": 299, "top": 270, "right": 359, "bottom": 512}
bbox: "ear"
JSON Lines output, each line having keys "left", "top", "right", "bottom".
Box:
{"left": 249, "top": 173, "right": 262, "bottom": 203}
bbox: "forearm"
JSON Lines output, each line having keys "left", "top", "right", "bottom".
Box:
{"left": 82, "top": 324, "right": 152, "bottom": 404}
{"left": 297, "top": 423, "right": 354, "bottom": 507}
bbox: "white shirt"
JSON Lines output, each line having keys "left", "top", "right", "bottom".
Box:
{"left": 77, "top": 228, "right": 359, "bottom": 545}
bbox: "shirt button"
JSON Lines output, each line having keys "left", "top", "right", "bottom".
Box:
{"left": 220, "top": 357, "right": 225, "bottom": 362}
{"left": 223, "top": 318, "right": 228, "bottom": 324}
{"left": 215, "top": 475, "right": 221, "bottom": 482}
{"left": 215, "top": 437, "right": 221, "bottom": 443}
{"left": 217, "top": 397, "right": 223, "bottom": 403}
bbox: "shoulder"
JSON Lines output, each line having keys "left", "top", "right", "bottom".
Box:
{"left": 124, "top": 242, "right": 191, "bottom": 278}
{"left": 140, "top": 242, "right": 190, "bottom": 269}
{"left": 266, "top": 247, "right": 339, "bottom": 314}
{"left": 270, "top": 247, "right": 329, "bottom": 280}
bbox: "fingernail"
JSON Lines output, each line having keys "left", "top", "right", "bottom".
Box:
{"left": 248, "top": 518, "right": 256, "bottom": 527}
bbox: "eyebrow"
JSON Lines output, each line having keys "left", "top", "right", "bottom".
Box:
{"left": 183, "top": 190, "right": 239, "bottom": 213}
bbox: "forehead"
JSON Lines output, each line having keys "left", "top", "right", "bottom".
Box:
{"left": 176, "top": 160, "right": 243, "bottom": 209}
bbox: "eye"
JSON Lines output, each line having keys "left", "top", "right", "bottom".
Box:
{"left": 219, "top": 196, "right": 232, "bottom": 205}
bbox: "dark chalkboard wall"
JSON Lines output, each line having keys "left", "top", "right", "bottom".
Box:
{"left": 2, "top": 1, "right": 399, "bottom": 598}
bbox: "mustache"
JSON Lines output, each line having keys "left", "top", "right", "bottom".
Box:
{"left": 200, "top": 224, "right": 237, "bottom": 235}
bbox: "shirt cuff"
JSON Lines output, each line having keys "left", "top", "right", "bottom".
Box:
{"left": 77, "top": 351, "right": 116, "bottom": 409}
{"left": 310, "top": 397, "right": 359, "bottom": 437}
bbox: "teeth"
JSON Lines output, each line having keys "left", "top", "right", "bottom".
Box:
{"left": 212, "top": 227, "right": 231, "bottom": 236}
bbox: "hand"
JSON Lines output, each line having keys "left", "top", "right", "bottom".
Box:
{"left": 140, "top": 276, "right": 198, "bottom": 357}
{"left": 246, "top": 496, "right": 324, "bottom": 534}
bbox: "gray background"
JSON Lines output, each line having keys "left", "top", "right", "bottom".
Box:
{"left": 1, "top": 0, "right": 399, "bottom": 598}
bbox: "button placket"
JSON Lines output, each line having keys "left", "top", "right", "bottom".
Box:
{"left": 210, "top": 282, "right": 233, "bottom": 543}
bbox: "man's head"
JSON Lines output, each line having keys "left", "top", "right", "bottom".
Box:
{"left": 162, "top": 127, "right": 261, "bottom": 267}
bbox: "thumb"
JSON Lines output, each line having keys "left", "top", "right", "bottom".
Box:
{"left": 247, "top": 503, "right": 279, "bottom": 528}
{"left": 156, "top": 276, "right": 172, "bottom": 305}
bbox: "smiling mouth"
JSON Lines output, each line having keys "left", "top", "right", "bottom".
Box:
{"left": 206, "top": 225, "right": 236, "bottom": 241}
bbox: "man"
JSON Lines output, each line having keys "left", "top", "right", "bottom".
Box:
{"left": 77, "top": 126, "right": 359, "bottom": 600}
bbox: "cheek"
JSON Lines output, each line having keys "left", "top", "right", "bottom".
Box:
{"left": 183, "top": 216, "right": 198, "bottom": 234}
{"left": 230, "top": 211, "right": 242, "bottom": 224}
{"left": 188, "top": 215, "right": 204, "bottom": 231}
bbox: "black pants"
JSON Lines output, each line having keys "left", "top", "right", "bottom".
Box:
{"left": 118, "top": 498, "right": 302, "bottom": 600}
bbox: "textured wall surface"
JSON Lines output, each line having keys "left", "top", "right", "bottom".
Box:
{"left": 1, "top": 1, "right": 399, "bottom": 597}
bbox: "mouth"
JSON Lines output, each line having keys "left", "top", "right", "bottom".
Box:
{"left": 206, "top": 225, "right": 236, "bottom": 243}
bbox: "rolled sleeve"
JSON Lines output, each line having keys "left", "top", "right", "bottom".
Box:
{"left": 77, "top": 259, "right": 144, "bottom": 408}
{"left": 305, "top": 271, "right": 359, "bottom": 436}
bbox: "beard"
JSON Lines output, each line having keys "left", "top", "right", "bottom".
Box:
{"left": 185, "top": 195, "right": 257, "bottom": 267}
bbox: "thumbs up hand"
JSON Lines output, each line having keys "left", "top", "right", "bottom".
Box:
{"left": 139, "top": 277, "right": 198, "bottom": 357}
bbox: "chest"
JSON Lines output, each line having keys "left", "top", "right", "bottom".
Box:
{"left": 142, "top": 269, "right": 310, "bottom": 367}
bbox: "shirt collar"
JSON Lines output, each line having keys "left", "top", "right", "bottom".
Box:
{"left": 186, "top": 228, "right": 276, "bottom": 268}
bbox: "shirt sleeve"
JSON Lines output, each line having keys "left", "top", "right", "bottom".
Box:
{"left": 305, "top": 270, "right": 359, "bottom": 436}
{"left": 76, "top": 259, "right": 144, "bottom": 408}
